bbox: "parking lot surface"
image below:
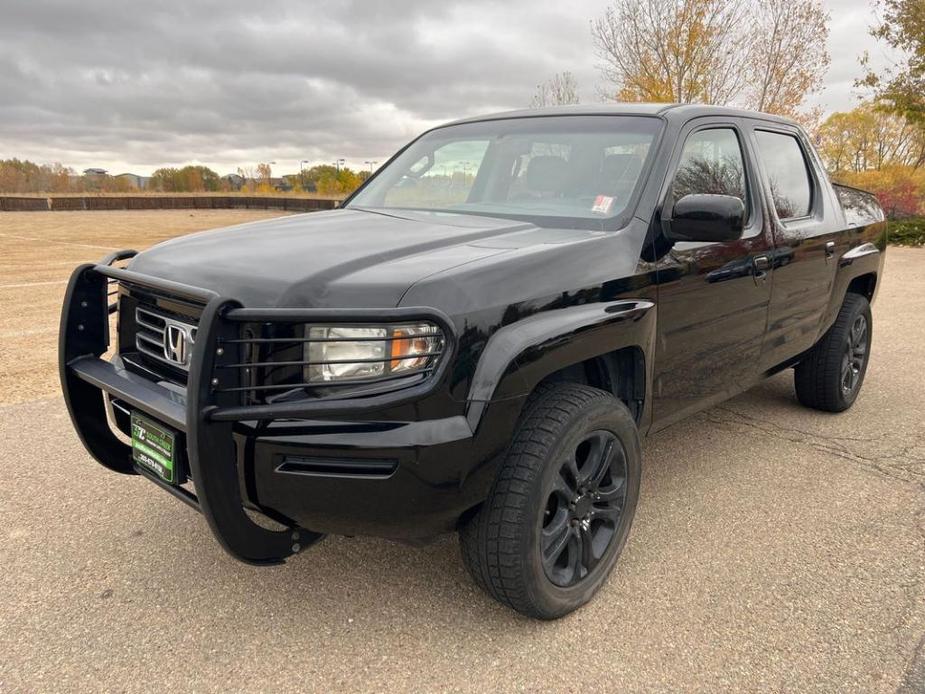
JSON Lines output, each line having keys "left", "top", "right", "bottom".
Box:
{"left": 1, "top": 212, "right": 923, "bottom": 692}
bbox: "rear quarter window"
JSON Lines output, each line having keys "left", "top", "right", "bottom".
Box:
{"left": 834, "top": 184, "right": 886, "bottom": 226}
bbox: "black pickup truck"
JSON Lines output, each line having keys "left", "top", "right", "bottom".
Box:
{"left": 60, "top": 104, "right": 886, "bottom": 619}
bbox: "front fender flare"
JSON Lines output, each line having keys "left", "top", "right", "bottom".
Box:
{"left": 464, "top": 299, "right": 657, "bottom": 431}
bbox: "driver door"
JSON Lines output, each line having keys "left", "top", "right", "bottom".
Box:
{"left": 650, "top": 120, "right": 774, "bottom": 430}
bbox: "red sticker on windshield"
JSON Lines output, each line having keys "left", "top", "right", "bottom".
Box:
{"left": 592, "top": 195, "right": 614, "bottom": 214}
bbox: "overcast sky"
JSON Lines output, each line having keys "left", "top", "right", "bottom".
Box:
{"left": 0, "top": 0, "right": 892, "bottom": 176}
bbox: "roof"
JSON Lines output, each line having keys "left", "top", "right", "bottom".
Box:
{"left": 444, "top": 103, "right": 798, "bottom": 128}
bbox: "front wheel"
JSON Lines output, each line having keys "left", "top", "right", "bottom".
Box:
{"left": 794, "top": 293, "right": 872, "bottom": 412}
{"left": 460, "top": 383, "right": 641, "bottom": 619}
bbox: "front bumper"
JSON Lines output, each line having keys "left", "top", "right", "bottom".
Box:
{"left": 60, "top": 256, "right": 511, "bottom": 563}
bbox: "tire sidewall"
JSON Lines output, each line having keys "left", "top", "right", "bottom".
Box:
{"left": 521, "top": 395, "right": 641, "bottom": 619}
{"left": 837, "top": 296, "right": 873, "bottom": 410}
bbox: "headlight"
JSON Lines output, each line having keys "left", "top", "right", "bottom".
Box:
{"left": 305, "top": 323, "right": 444, "bottom": 383}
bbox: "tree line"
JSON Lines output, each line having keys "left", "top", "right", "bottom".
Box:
{"left": 0, "top": 160, "right": 367, "bottom": 197}
{"left": 816, "top": 103, "right": 925, "bottom": 218}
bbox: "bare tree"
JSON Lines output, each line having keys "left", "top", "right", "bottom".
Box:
{"left": 591, "top": 0, "right": 750, "bottom": 104}
{"left": 531, "top": 71, "right": 580, "bottom": 107}
{"left": 744, "top": 0, "right": 830, "bottom": 117}
{"left": 592, "top": 0, "right": 829, "bottom": 118}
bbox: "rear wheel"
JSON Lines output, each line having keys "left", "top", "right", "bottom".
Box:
{"left": 459, "top": 383, "right": 641, "bottom": 619}
{"left": 794, "top": 293, "right": 872, "bottom": 412}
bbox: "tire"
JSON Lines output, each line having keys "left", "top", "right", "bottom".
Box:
{"left": 794, "top": 292, "right": 872, "bottom": 412}
{"left": 459, "top": 382, "right": 641, "bottom": 619}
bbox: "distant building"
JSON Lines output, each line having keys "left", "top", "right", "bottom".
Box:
{"left": 82, "top": 168, "right": 108, "bottom": 176}
{"left": 114, "top": 173, "right": 150, "bottom": 190}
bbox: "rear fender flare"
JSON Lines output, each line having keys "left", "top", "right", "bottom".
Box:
{"left": 819, "top": 238, "right": 885, "bottom": 336}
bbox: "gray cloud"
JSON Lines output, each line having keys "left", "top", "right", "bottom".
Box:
{"left": 0, "top": 0, "right": 881, "bottom": 175}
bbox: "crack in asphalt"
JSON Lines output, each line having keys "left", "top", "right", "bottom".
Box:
{"left": 706, "top": 405, "right": 925, "bottom": 487}
{"left": 704, "top": 404, "right": 925, "bottom": 694}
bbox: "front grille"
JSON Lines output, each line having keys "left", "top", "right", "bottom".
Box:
{"left": 119, "top": 282, "right": 204, "bottom": 385}
{"left": 134, "top": 306, "right": 199, "bottom": 371}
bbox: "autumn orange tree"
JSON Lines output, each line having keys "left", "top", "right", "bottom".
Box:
{"left": 254, "top": 162, "right": 274, "bottom": 192}
{"left": 591, "top": 0, "right": 829, "bottom": 119}
{"left": 149, "top": 165, "right": 220, "bottom": 192}
{"left": 302, "top": 165, "right": 362, "bottom": 197}
{"left": 0, "top": 159, "right": 73, "bottom": 193}
{"left": 816, "top": 103, "right": 925, "bottom": 218}
{"left": 592, "top": 0, "right": 750, "bottom": 104}
{"left": 816, "top": 103, "right": 925, "bottom": 174}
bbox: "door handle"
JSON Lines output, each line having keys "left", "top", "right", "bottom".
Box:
{"left": 752, "top": 255, "right": 770, "bottom": 283}
{"left": 825, "top": 241, "right": 836, "bottom": 261}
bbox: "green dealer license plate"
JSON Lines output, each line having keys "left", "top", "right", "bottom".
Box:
{"left": 131, "top": 412, "right": 177, "bottom": 484}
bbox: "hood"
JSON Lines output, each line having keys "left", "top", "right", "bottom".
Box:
{"left": 127, "top": 208, "right": 583, "bottom": 307}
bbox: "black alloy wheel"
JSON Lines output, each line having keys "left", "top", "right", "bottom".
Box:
{"left": 841, "top": 313, "right": 868, "bottom": 398}
{"left": 795, "top": 292, "right": 872, "bottom": 412}
{"left": 460, "top": 382, "right": 641, "bottom": 619}
{"left": 541, "top": 430, "right": 628, "bottom": 587}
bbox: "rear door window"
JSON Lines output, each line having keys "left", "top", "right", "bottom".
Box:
{"left": 754, "top": 131, "right": 813, "bottom": 219}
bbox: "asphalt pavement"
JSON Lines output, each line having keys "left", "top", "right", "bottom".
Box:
{"left": 1, "top": 247, "right": 923, "bottom": 693}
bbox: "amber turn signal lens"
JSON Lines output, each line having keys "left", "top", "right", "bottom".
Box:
{"left": 390, "top": 328, "right": 429, "bottom": 370}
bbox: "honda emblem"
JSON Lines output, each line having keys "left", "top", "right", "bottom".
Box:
{"left": 164, "top": 323, "right": 189, "bottom": 365}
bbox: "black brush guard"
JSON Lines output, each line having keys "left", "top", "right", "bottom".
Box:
{"left": 59, "top": 252, "right": 454, "bottom": 565}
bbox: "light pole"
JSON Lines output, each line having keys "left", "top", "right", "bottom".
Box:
{"left": 333, "top": 158, "right": 345, "bottom": 173}
{"left": 364, "top": 160, "right": 377, "bottom": 174}
{"left": 300, "top": 159, "right": 309, "bottom": 189}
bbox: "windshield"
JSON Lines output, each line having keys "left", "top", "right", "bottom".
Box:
{"left": 347, "top": 115, "right": 662, "bottom": 229}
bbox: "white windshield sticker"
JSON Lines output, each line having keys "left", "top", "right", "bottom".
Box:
{"left": 592, "top": 195, "right": 614, "bottom": 215}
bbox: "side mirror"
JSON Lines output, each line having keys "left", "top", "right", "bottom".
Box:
{"left": 665, "top": 194, "right": 745, "bottom": 243}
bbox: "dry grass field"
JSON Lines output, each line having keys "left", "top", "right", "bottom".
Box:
{"left": 0, "top": 210, "right": 290, "bottom": 404}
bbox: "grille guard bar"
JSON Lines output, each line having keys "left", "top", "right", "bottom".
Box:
{"left": 59, "top": 252, "right": 456, "bottom": 565}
